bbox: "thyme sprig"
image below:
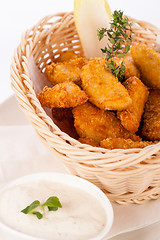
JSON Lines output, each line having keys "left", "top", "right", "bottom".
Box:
{"left": 97, "top": 10, "right": 133, "bottom": 82}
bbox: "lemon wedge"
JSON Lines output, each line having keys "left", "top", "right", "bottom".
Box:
{"left": 74, "top": 0, "right": 112, "bottom": 58}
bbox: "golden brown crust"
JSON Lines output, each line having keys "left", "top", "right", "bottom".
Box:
{"left": 117, "top": 76, "right": 149, "bottom": 132}
{"left": 142, "top": 89, "right": 160, "bottom": 140}
{"left": 131, "top": 43, "right": 160, "bottom": 89}
{"left": 113, "top": 57, "right": 140, "bottom": 79}
{"left": 124, "top": 57, "right": 141, "bottom": 79}
{"left": 79, "top": 138, "right": 99, "bottom": 147}
{"left": 37, "top": 82, "right": 88, "bottom": 108}
{"left": 56, "top": 51, "right": 81, "bottom": 62}
{"left": 72, "top": 102, "right": 141, "bottom": 143}
{"left": 45, "top": 62, "right": 56, "bottom": 84}
{"left": 45, "top": 57, "right": 87, "bottom": 85}
{"left": 100, "top": 138, "right": 154, "bottom": 150}
{"left": 81, "top": 58, "right": 132, "bottom": 111}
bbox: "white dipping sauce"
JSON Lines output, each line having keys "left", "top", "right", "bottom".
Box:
{"left": 0, "top": 180, "right": 106, "bottom": 240}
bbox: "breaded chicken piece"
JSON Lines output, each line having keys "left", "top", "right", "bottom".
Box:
{"left": 117, "top": 76, "right": 149, "bottom": 132}
{"left": 37, "top": 82, "right": 88, "bottom": 108}
{"left": 56, "top": 51, "right": 81, "bottom": 62}
{"left": 79, "top": 138, "right": 99, "bottom": 147}
{"left": 72, "top": 102, "right": 140, "bottom": 143}
{"left": 81, "top": 58, "right": 132, "bottom": 111}
{"left": 52, "top": 108, "right": 73, "bottom": 121}
{"left": 142, "top": 89, "right": 160, "bottom": 140}
{"left": 113, "top": 57, "right": 140, "bottom": 80}
{"left": 45, "top": 57, "right": 87, "bottom": 85}
{"left": 131, "top": 43, "right": 160, "bottom": 89}
{"left": 124, "top": 57, "right": 141, "bottom": 79}
{"left": 100, "top": 138, "right": 154, "bottom": 150}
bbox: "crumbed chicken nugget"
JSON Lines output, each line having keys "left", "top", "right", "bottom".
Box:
{"left": 45, "top": 57, "right": 87, "bottom": 85}
{"left": 131, "top": 43, "right": 160, "bottom": 89}
{"left": 81, "top": 58, "right": 132, "bottom": 111}
{"left": 72, "top": 102, "right": 140, "bottom": 143}
{"left": 100, "top": 138, "right": 154, "bottom": 150}
{"left": 56, "top": 51, "right": 80, "bottom": 62}
{"left": 142, "top": 89, "right": 160, "bottom": 140}
{"left": 124, "top": 57, "right": 141, "bottom": 79}
{"left": 113, "top": 57, "right": 140, "bottom": 80}
{"left": 37, "top": 82, "right": 88, "bottom": 108}
{"left": 117, "top": 76, "right": 149, "bottom": 132}
{"left": 79, "top": 138, "right": 99, "bottom": 147}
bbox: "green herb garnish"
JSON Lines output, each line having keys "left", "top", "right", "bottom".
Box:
{"left": 21, "top": 196, "right": 62, "bottom": 220}
{"left": 21, "top": 200, "right": 40, "bottom": 214}
{"left": 97, "top": 10, "right": 133, "bottom": 82}
{"left": 42, "top": 196, "right": 62, "bottom": 211}
{"left": 32, "top": 211, "right": 43, "bottom": 220}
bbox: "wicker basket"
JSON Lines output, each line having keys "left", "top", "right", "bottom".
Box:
{"left": 11, "top": 12, "right": 160, "bottom": 204}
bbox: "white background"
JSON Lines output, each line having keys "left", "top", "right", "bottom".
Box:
{"left": 1, "top": 0, "right": 160, "bottom": 103}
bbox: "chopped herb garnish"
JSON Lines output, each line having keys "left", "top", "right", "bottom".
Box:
{"left": 21, "top": 196, "right": 62, "bottom": 220}
{"left": 97, "top": 10, "right": 133, "bottom": 82}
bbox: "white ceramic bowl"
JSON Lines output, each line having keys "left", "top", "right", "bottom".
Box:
{"left": 0, "top": 172, "right": 113, "bottom": 240}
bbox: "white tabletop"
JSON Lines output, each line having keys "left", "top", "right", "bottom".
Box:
{"left": 1, "top": 0, "right": 160, "bottom": 103}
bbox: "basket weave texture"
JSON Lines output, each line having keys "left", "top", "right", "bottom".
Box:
{"left": 11, "top": 12, "right": 160, "bottom": 204}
